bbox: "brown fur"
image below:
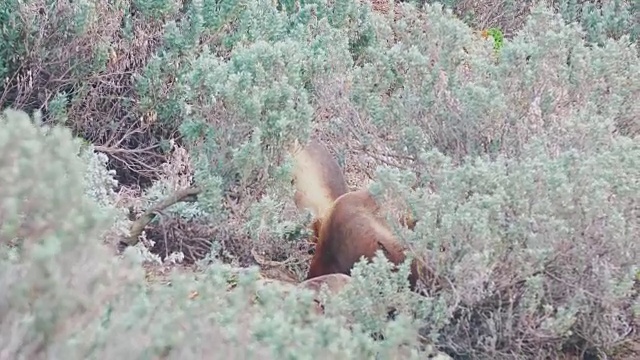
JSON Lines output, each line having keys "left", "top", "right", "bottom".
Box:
{"left": 291, "top": 138, "right": 349, "bottom": 242}
{"left": 306, "top": 189, "right": 421, "bottom": 290}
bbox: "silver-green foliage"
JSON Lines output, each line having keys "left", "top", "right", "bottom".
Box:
{"left": 134, "top": 0, "right": 368, "bottom": 254}
{"left": 4, "top": 0, "right": 637, "bottom": 358}
{"left": 0, "top": 109, "right": 433, "bottom": 359}
{"left": 413, "top": 0, "right": 639, "bottom": 48}
{"left": 346, "top": 3, "right": 640, "bottom": 357}
{"left": 0, "top": 108, "right": 122, "bottom": 357}
{"left": 555, "top": 0, "right": 639, "bottom": 46}
{"left": 130, "top": 0, "right": 640, "bottom": 357}
{"left": 350, "top": 3, "right": 640, "bottom": 163}
{"left": 403, "top": 139, "right": 639, "bottom": 358}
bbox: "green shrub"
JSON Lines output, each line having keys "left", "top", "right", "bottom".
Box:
{"left": 348, "top": 3, "right": 639, "bottom": 163}
{"left": 0, "top": 107, "right": 128, "bottom": 357}
{"left": 2, "top": 0, "right": 640, "bottom": 358}
{"left": 345, "top": 3, "right": 640, "bottom": 357}
{"left": 373, "top": 136, "right": 640, "bottom": 358}
{"left": 132, "top": 0, "right": 375, "bottom": 268}
{"left": 0, "top": 109, "right": 439, "bottom": 359}
{"left": 410, "top": 0, "right": 639, "bottom": 48}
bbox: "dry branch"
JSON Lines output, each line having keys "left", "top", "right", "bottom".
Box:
{"left": 118, "top": 186, "right": 202, "bottom": 252}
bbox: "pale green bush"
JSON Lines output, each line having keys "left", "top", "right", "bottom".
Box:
{"left": 347, "top": 3, "right": 639, "bottom": 164}
{"left": 128, "top": 0, "right": 640, "bottom": 357}
{"left": 2, "top": 0, "right": 640, "bottom": 358}
{"left": 0, "top": 109, "right": 437, "bottom": 359}
{"left": 373, "top": 136, "right": 640, "bottom": 358}
{"left": 349, "top": 3, "right": 640, "bottom": 357}
{"left": 0, "top": 107, "right": 131, "bottom": 357}
{"left": 132, "top": 0, "right": 372, "bottom": 268}
{"left": 410, "top": 0, "right": 639, "bottom": 47}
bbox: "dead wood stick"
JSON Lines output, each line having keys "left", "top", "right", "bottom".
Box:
{"left": 117, "top": 186, "right": 202, "bottom": 252}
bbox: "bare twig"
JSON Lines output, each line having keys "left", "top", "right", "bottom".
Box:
{"left": 118, "top": 186, "right": 202, "bottom": 251}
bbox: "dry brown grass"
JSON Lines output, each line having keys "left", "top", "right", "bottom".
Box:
{"left": 1, "top": 0, "right": 177, "bottom": 187}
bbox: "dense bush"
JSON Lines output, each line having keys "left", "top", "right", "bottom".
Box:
{"left": 0, "top": 108, "right": 436, "bottom": 359}
{"left": 1, "top": 0, "right": 639, "bottom": 359}
{"left": 411, "top": 0, "right": 639, "bottom": 46}
{"left": 373, "top": 139, "right": 640, "bottom": 357}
